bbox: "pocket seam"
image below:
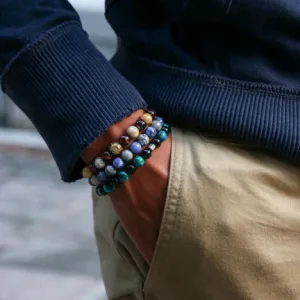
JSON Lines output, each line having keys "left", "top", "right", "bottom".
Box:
{"left": 113, "top": 220, "right": 147, "bottom": 281}
{"left": 143, "top": 128, "right": 185, "bottom": 293}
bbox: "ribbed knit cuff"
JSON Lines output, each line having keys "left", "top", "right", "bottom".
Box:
{"left": 1, "top": 21, "right": 147, "bottom": 182}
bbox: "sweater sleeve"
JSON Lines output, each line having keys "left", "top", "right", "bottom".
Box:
{"left": 0, "top": 1, "right": 147, "bottom": 182}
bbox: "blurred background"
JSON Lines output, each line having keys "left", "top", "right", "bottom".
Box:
{"left": 0, "top": 1, "right": 116, "bottom": 299}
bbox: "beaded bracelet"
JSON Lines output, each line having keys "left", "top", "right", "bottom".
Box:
{"left": 82, "top": 109, "right": 155, "bottom": 179}
{"left": 95, "top": 122, "right": 170, "bottom": 196}
{"left": 81, "top": 109, "right": 170, "bottom": 195}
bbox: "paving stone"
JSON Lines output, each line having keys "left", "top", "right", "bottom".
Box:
{"left": 0, "top": 267, "right": 105, "bottom": 300}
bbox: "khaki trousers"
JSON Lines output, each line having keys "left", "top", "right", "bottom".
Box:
{"left": 93, "top": 128, "right": 300, "bottom": 300}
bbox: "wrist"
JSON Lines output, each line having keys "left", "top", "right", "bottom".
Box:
{"left": 81, "top": 109, "right": 144, "bottom": 164}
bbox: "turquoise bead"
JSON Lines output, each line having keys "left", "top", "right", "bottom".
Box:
{"left": 133, "top": 156, "right": 145, "bottom": 167}
{"left": 103, "top": 182, "right": 115, "bottom": 193}
{"left": 156, "top": 130, "right": 168, "bottom": 141}
{"left": 118, "top": 171, "right": 129, "bottom": 182}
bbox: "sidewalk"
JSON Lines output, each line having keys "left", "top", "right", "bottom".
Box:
{"left": 0, "top": 135, "right": 107, "bottom": 300}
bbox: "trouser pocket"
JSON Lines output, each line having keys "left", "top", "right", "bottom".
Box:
{"left": 95, "top": 128, "right": 300, "bottom": 300}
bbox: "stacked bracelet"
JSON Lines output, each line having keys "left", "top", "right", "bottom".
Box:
{"left": 81, "top": 109, "right": 170, "bottom": 196}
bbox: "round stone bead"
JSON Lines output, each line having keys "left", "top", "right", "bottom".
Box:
{"left": 148, "top": 143, "right": 156, "bottom": 151}
{"left": 94, "top": 157, "right": 106, "bottom": 169}
{"left": 156, "top": 130, "right": 168, "bottom": 141}
{"left": 130, "top": 142, "right": 142, "bottom": 154}
{"left": 82, "top": 166, "right": 93, "bottom": 178}
{"left": 121, "top": 149, "right": 134, "bottom": 162}
{"left": 103, "top": 151, "right": 112, "bottom": 161}
{"left": 118, "top": 171, "right": 129, "bottom": 182}
{"left": 138, "top": 134, "right": 150, "bottom": 147}
{"left": 125, "top": 164, "right": 136, "bottom": 175}
{"left": 133, "top": 156, "right": 145, "bottom": 167}
{"left": 89, "top": 176, "right": 101, "bottom": 186}
{"left": 152, "top": 138, "right": 162, "bottom": 148}
{"left": 113, "top": 157, "right": 125, "bottom": 169}
{"left": 154, "top": 116, "right": 164, "bottom": 123}
{"left": 89, "top": 165, "right": 98, "bottom": 174}
{"left": 103, "top": 183, "right": 115, "bottom": 193}
{"left": 161, "top": 125, "right": 170, "bottom": 134}
{"left": 119, "top": 135, "right": 130, "bottom": 146}
{"left": 141, "top": 113, "right": 153, "bottom": 125}
{"left": 151, "top": 120, "right": 162, "bottom": 131}
{"left": 105, "top": 165, "right": 117, "bottom": 177}
{"left": 96, "top": 185, "right": 107, "bottom": 196}
{"left": 146, "top": 126, "right": 157, "bottom": 138}
{"left": 136, "top": 120, "right": 147, "bottom": 131}
{"left": 141, "top": 149, "right": 152, "bottom": 160}
{"left": 127, "top": 126, "right": 139, "bottom": 138}
{"left": 96, "top": 171, "right": 108, "bottom": 183}
{"left": 109, "top": 142, "right": 123, "bottom": 155}
{"left": 146, "top": 108, "right": 156, "bottom": 118}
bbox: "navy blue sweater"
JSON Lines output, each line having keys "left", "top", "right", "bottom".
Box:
{"left": 1, "top": 0, "right": 300, "bottom": 182}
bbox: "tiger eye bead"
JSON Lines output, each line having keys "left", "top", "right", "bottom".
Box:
{"left": 109, "top": 142, "right": 123, "bottom": 155}
{"left": 136, "top": 120, "right": 147, "bottom": 131}
{"left": 126, "top": 126, "right": 139, "bottom": 138}
{"left": 82, "top": 166, "right": 93, "bottom": 178}
{"left": 103, "top": 151, "right": 112, "bottom": 161}
{"left": 141, "top": 113, "right": 153, "bottom": 125}
{"left": 119, "top": 135, "right": 130, "bottom": 146}
{"left": 146, "top": 109, "right": 156, "bottom": 118}
{"left": 89, "top": 164, "right": 98, "bottom": 174}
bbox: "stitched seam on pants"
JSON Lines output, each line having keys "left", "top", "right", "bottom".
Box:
{"left": 157, "top": 129, "right": 184, "bottom": 249}
{"left": 113, "top": 221, "right": 147, "bottom": 281}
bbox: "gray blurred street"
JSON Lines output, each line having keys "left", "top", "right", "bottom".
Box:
{"left": 0, "top": 2, "right": 114, "bottom": 299}
{"left": 0, "top": 146, "right": 107, "bottom": 300}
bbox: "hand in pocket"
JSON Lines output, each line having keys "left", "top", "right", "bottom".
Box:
{"left": 110, "top": 134, "right": 172, "bottom": 263}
